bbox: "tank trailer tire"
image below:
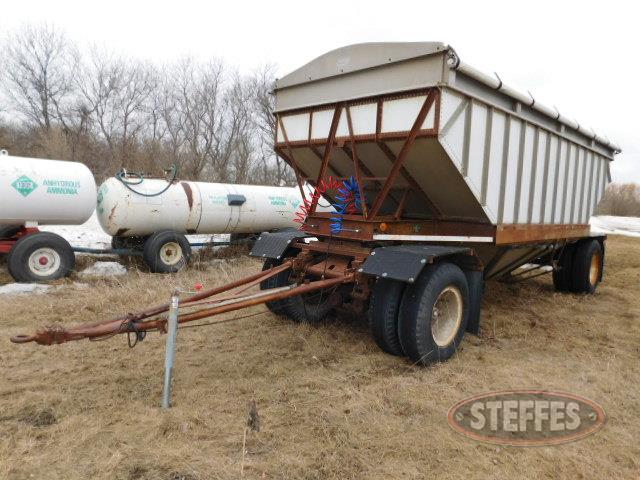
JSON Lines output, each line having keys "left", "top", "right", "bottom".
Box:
{"left": 368, "top": 277, "right": 406, "bottom": 356}
{"left": 0, "top": 225, "right": 21, "bottom": 264}
{"left": 571, "top": 239, "right": 603, "bottom": 294}
{"left": 7, "top": 232, "right": 75, "bottom": 283}
{"left": 143, "top": 230, "right": 191, "bottom": 273}
{"left": 398, "top": 262, "right": 469, "bottom": 365}
{"left": 0, "top": 225, "right": 21, "bottom": 240}
{"left": 552, "top": 243, "right": 575, "bottom": 292}
{"left": 260, "top": 256, "right": 339, "bottom": 323}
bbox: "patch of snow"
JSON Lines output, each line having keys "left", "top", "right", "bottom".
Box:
{"left": 40, "top": 213, "right": 112, "bottom": 249}
{"left": 0, "top": 283, "right": 51, "bottom": 295}
{"left": 40, "top": 212, "right": 230, "bottom": 250}
{"left": 79, "top": 261, "right": 127, "bottom": 277}
{"left": 590, "top": 216, "right": 640, "bottom": 238}
{"left": 186, "top": 233, "right": 231, "bottom": 248}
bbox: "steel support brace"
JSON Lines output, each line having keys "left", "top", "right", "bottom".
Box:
{"left": 161, "top": 292, "right": 180, "bottom": 409}
{"left": 368, "top": 90, "right": 437, "bottom": 218}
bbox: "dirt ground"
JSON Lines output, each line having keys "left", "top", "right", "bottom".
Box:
{"left": 1, "top": 236, "right": 639, "bottom": 480}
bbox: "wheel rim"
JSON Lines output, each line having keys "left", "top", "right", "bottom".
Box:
{"left": 431, "top": 285, "right": 463, "bottom": 347}
{"left": 589, "top": 251, "right": 602, "bottom": 286}
{"left": 159, "top": 242, "right": 183, "bottom": 266}
{"left": 27, "top": 248, "right": 61, "bottom": 277}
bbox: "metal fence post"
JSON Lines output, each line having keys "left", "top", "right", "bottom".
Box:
{"left": 161, "top": 290, "right": 180, "bottom": 408}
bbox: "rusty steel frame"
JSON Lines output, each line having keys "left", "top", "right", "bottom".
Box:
{"left": 276, "top": 116, "right": 309, "bottom": 203}
{"left": 0, "top": 226, "right": 40, "bottom": 254}
{"left": 308, "top": 106, "right": 342, "bottom": 215}
{"left": 367, "top": 90, "right": 437, "bottom": 219}
{"left": 275, "top": 88, "right": 440, "bottom": 147}
{"left": 275, "top": 88, "right": 441, "bottom": 230}
{"left": 11, "top": 259, "right": 355, "bottom": 346}
{"left": 345, "top": 106, "right": 369, "bottom": 218}
{"left": 10, "top": 261, "right": 291, "bottom": 344}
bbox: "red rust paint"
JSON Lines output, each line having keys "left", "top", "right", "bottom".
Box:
{"left": 447, "top": 389, "right": 606, "bottom": 446}
{"left": 181, "top": 182, "right": 194, "bottom": 210}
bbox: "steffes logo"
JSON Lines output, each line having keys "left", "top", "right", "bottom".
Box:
{"left": 11, "top": 175, "right": 38, "bottom": 197}
{"left": 448, "top": 390, "right": 606, "bottom": 446}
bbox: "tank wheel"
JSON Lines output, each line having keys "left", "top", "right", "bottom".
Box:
{"left": 571, "top": 239, "right": 603, "bottom": 294}
{"left": 552, "top": 243, "right": 575, "bottom": 292}
{"left": 368, "top": 277, "right": 406, "bottom": 356}
{"left": 142, "top": 230, "right": 191, "bottom": 273}
{"left": 398, "top": 262, "right": 469, "bottom": 365}
{"left": 7, "top": 232, "right": 75, "bottom": 283}
{"left": 0, "top": 225, "right": 21, "bottom": 240}
{"left": 260, "top": 256, "right": 341, "bottom": 323}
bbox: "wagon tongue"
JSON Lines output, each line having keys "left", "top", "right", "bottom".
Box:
{"left": 10, "top": 260, "right": 353, "bottom": 346}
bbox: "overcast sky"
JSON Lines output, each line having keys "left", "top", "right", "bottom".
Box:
{"left": 2, "top": 0, "right": 638, "bottom": 183}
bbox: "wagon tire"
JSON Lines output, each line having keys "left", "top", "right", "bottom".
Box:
{"left": 7, "top": 232, "right": 75, "bottom": 283}
{"left": 143, "top": 230, "right": 191, "bottom": 273}
{"left": 368, "top": 277, "right": 405, "bottom": 356}
{"left": 571, "top": 239, "right": 603, "bottom": 294}
{"left": 398, "top": 262, "right": 469, "bottom": 365}
{"left": 260, "top": 255, "right": 340, "bottom": 323}
{"left": 552, "top": 244, "right": 575, "bottom": 292}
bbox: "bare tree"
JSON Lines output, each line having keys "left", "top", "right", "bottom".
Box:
{"left": 174, "top": 58, "right": 223, "bottom": 179}
{"left": 248, "top": 65, "right": 294, "bottom": 185}
{"left": 0, "top": 23, "right": 296, "bottom": 187}
{"left": 76, "top": 49, "right": 156, "bottom": 172}
{"left": 596, "top": 183, "right": 640, "bottom": 217}
{"left": 1, "top": 24, "right": 77, "bottom": 131}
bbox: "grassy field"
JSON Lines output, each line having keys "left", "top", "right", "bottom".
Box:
{"left": 1, "top": 236, "right": 639, "bottom": 479}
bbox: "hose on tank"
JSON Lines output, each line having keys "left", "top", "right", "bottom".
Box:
{"left": 115, "top": 164, "right": 178, "bottom": 197}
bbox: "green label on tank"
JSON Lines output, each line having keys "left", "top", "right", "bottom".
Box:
{"left": 209, "top": 195, "right": 227, "bottom": 205}
{"left": 43, "top": 179, "right": 80, "bottom": 195}
{"left": 11, "top": 175, "right": 38, "bottom": 197}
{"left": 268, "top": 195, "right": 287, "bottom": 206}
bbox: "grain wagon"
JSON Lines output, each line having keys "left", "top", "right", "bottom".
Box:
{"left": 12, "top": 43, "right": 619, "bottom": 366}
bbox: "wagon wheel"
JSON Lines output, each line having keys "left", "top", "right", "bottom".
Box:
{"left": 398, "top": 262, "right": 469, "bottom": 365}
{"left": 260, "top": 254, "right": 342, "bottom": 322}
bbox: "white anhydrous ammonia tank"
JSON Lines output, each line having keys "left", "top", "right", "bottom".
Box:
{"left": 97, "top": 177, "right": 307, "bottom": 237}
{"left": 0, "top": 153, "right": 96, "bottom": 225}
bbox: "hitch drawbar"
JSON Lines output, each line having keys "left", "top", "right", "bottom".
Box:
{"left": 10, "top": 260, "right": 354, "bottom": 346}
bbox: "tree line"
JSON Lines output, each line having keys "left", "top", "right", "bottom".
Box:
{"left": 0, "top": 24, "right": 294, "bottom": 186}
{"left": 596, "top": 183, "right": 640, "bottom": 217}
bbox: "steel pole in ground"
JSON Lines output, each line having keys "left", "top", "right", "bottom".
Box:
{"left": 161, "top": 291, "right": 180, "bottom": 408}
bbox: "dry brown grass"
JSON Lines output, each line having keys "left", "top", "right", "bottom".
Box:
{"left": 1, "top": 237, "right": 640, "bottom": 479}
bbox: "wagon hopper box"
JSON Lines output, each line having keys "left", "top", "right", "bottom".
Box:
{"left": 11, "top": 43, "right": 619, "bottom": 366}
